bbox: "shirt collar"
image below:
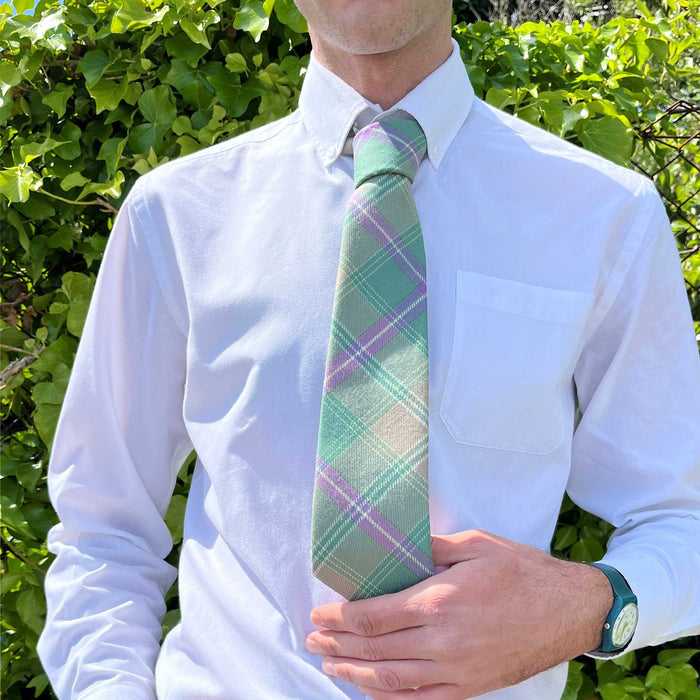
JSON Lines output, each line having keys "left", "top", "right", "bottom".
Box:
{"left": 298, "top": 37, "right": 474, "bottom": 171}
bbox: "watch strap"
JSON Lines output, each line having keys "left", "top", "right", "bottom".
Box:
{"left": 590, "top": 562, "right": 638, "bottom": 652}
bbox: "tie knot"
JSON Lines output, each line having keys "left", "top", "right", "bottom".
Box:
{"left": 352, "top": 117, "right": 427, "bottom": 188}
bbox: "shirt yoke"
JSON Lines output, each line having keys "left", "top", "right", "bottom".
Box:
{"left": 468, "top": 97, "right": 656, "bottom": 202}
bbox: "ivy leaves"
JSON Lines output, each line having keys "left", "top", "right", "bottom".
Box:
{"left": 1, "top": 1, "right": 699, "bottom": 698}
{"left": 455, "top": 9, "right": 699, "bottom": 168}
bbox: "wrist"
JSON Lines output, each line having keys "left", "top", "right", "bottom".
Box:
{"left": 559, "top": 559, "right": 614, "bottom": 656}
{"left": 580, "top": 562, "right": 615, "bottom": 653}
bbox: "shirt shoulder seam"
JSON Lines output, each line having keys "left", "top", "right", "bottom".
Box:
{"left": 581, "top": 183, "right": 666, "bottom": 343}
{"left": 123, "top": 189, "right": 189, "bottom": 339}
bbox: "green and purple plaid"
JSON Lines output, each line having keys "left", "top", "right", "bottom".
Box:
{"left": 311, "top": 117, "right": 435, "bottom": 601}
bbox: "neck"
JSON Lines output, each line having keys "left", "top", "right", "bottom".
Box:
{"left": 309, "top": 23, "right": 453, "bottom": 111}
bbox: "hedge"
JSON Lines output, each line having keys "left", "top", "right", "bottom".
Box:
{"left": 1, "top": 0, "right": 699, "bottom": 697}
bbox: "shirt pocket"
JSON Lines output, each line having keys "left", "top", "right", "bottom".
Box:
{"left": 438, "top": 270, "right": 594, "bottom": 455}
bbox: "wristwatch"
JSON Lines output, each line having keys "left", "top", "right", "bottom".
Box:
{"left": 590, "top": 562, "right": 639, "bottom": 653}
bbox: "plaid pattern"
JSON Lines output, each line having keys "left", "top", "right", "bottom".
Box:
{"left": 311, "top": 118, "right": 435, "bottom": 601}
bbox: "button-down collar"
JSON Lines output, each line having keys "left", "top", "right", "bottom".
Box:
{"left": 298, "top": 37, "right": 475, "bottom": 170}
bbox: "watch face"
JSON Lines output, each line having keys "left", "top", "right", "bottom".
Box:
{"left": 612, "top": 603, "right": 639, "bottom": 647}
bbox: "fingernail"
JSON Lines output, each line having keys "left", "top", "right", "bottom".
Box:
{"left": 310, "top": 610, "right": 324, "bottom": 626}
{"left": 322, "top": 659, "right": 336, "bottom": 676}
{"left": 305, "top": 636, "right": 323, "bottom": 653}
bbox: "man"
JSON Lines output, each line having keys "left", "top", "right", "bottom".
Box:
{"left": 37, "top": 0, "right": 700, "bottom": 698}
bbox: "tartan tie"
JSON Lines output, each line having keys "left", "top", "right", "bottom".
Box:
{"left": 311, "top": 117, "right": 435, "bottom": 601}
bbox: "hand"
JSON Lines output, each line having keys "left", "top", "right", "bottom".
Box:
{"left": 306, "top": 529, "right": 613, "bottom": 699}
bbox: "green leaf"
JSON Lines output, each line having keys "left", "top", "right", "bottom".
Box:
{"left": 234, "top": 0, "right": 269, "bottom": 41}
{"left": 14, "top": 8, "right": 67, "bottom": 47}
{"left": 578, "top": 116, "right": 633, "bottom": 167}
{"left": 60, "top": 172, "right": 90, "bottom": 191}
{"left": 161, "top": 609, "right": 181, "bottom": 638}
{"left": 97, "top": 137, "right": 128, "bottom": 177}
{"left": 110, "top": 0, "right": 169, "bottom": 33}
{"left": 569, "top": 536, "right": 605, "bottom": 563}
{"left": 611, "top": 650, "right": 637, "bottom": 671}
{"left": 34, "top": 401, "right": 63, "bottom": 449}
{"left": 206, "top": 64, "right": 260, "bottom": 117}
{"left": 0, "top": 60, "right": 23, "bottom": 92}
{"left": 67, "top": 300, "right": 90, "bottom": 337}
{"left": 30, "top": 233, "right": 49, "bottom": 283}
{"left": 645, "top": 37, "right": 668, "bottom": 61}
{"left": 554, "top": 525, "right": 578, "bottom": 552}
{"left": 165, "top": 494, "right": 187, "bottom": 544}
{"left": 0, "top": 494, "right": 35, "bottom": 539}
{"left": 42, "top": 83, "right": 73, "bottom": 117}
{"left": 164, "top": 32, "right": 209, "bottom": 68}
{"left": 176, "top": 134, "right": 202, "bottom": 157}
{"left": 78, "top": 50, "right": 113, "bottom": 88}
{"left": 597, "top": 659, "right": 628, "bottom": 686}
{"left": 88, "top": 77, "right": 129, "bottom": 114}
{"left": 646, "top": 663, "right": 699, "bottom": 694}
{"left": 13, "top": 0, "right": 34, "bottom": 12}
{"left": 62, "top": 271, "right": 94, "bottom": 302}
{"left": 180, "top": 17, "right": 212, "bottom": 49}
{"left": 47, "top": 226, "right": 75, "bottom": 251}
{"left": 465, "top": 64, "right": 486, "bottom": 96}
{"left": 54, "top": 122, "right": 82, "bottom": 160}
{"left": 561, "top": 660, "right": 583, "bottom": 700}
{"left": 599, "top": 681, "right": 637, "bottom": 700}
{"left": 0, "top": 165, "right": 38, "bottom": 203}
{"left": 273, "top": 0, "right": 307, "bottom": 34}
{"left": 500, "top": 44, "right": 529, "bottom": 84}
{"left": 30, "top": 337, "right": 78, "bottom": 375}
{"left": 32, "top": 381, "right": 66, "bottom": 405}
{"left": 79, "top": 171, "right": 125, "bottom": 200}
{"left": 130, "top": 86, "right": 177, "bottom": 153}
{"left": 564, "top": 45, "right": 585, "bottom": 72}
{"left": 16, "top": 586, "right": 46, "bottom": 635}
{"left": 226, "top": 52, "right": 248, "bottom": 73}
{"left": 0, "top": 323, "right": 29, "bottom": 350}
{"left": 657, "top": 649, "right": 699, "bottom": 667}
{"left": 164, "top": 59, "right": 215, "bottom": 110}
{"left": 485, "top": 87, "right": 516, "bottom": 110}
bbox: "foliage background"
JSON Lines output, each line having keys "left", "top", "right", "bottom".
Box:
{"left": 1, "top": 0, "right": 699, "bottom": 697}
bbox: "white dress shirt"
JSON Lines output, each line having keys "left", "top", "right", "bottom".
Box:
{"left": 37, "top": 38, "right": 700, "bottom": 699}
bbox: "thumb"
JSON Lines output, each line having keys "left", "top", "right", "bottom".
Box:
{"left": 431, "top": 530, "right": 485, "bottom": 568}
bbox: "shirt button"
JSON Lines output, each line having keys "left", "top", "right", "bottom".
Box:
{"left": 433, "top": 145, "right": 441, "bottom": 158}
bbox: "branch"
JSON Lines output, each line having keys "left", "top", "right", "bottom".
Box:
{"left": 0, "top": 536, "right": 46, "bottom": 577}
{"left": 39, "top": 188, "right": 118, "bottom": 215}
{"left": 0, "top": 343, "right": 34, "bottom": 356}
{"left": 0, "top": 345, "right": 44, "bottom": 390}
{"left": 0, "top": 294, "right": 32, "bottom": 311}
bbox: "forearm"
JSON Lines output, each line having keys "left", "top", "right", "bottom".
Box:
{"left": 38, "top": 526, "right": 176, "bottom": 699}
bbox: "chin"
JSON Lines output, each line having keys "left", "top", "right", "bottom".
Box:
{"left": 325, "top": 22, "right": 421, "bottom": 56}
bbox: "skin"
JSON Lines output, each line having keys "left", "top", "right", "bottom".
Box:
{"left": 293, "top": 0, "right": 454, "bottom": 109}
{"left": 307, "top": 531, "right": 613, "bottom": 698}
{"left": 295, "top": 2, "right": 615, "bottom": 695}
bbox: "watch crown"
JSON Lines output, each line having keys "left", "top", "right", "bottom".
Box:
{"left": 604, "top": 623, "right": 611, "bottom": 629}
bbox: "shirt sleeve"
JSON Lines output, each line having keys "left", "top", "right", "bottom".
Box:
{"left": 36, "top": 182, "right": 194, "bottom": 699}
{"left": 567, "top": 187, "right": 700, "bottom": 656}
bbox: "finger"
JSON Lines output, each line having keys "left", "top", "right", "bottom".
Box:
{"left": 306, "top": 626, "right": 434, "bottom": 661}
{"left": 357, "top": 683, "right": 464, "bottom": 700}
{"left": 322, "top": 656, "right": 441, "bottom": 692}
{"left": 311, "top": 589, "right": 423, "bottom": 636}
{"left": 430, "top": 530, "right": 492, "bottom": 568}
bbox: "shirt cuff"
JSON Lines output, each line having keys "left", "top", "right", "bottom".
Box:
{"left": 585, "top": 549, "right": 674, "bottom": 660}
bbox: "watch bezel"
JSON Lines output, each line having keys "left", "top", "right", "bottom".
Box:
{"left": 611, "top": 602, "right": 639, "bottom": 648}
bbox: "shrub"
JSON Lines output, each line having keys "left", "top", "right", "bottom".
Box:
{"left": 1, "top": 0, "right": 698, "bottom": 697}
